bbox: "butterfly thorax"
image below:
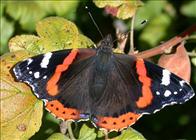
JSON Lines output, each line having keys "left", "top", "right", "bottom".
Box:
{"left": 96, "top": 34, "right": 113, "bottom": 55}
{"left": 90, "top": 35, "right": 114, "bottom": 103}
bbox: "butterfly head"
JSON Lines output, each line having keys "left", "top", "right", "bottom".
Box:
{"left": 97, "top": 34, "right": 113, "bottom": 54}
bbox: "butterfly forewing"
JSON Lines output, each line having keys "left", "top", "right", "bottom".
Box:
{"left": 13, "top": 49, "right": 96, "bottom": 101}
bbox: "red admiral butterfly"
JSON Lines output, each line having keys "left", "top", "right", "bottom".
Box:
{"left": 13, "top": 34, "right": 195, "bottom": 131}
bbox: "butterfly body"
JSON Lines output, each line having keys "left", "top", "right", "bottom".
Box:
{"left": 13, "top": 34, "right": 195, "bottom": 131}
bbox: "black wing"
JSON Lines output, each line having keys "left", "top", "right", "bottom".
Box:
{"left": 13, "top": 49, "right": 96, "bottom": 102}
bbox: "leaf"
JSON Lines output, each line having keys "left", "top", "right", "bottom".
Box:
{"left": 117, "top": 3, "right": 137, "bottom": 20}
{"left": 0, "top": 51, "right": 43, "bottom": 140}
{"left": 139, "top": 13, "right": 171, "bottom": 47}
{"left": 9, "top": 17, "right": 94, "bottom": 54}
{"left": 6, "top": 2, "right": 44, "bottom": 31}
{"left": 78, "top": 124, "right": 97, "bottom": 140}
{"left": 181, "top": 1, "right": 196, "bottom": 17}
{"left": 0, "top": 17, "right": 14, "bottom": 55}
{"left": 30, "top": 111, "right": 60, "bottom": 139}
{"left": 9, "top": 35, "right": 40, "bottom": 53}
{"left": 134, "top": 0, "right": 167, "bottom": 30}
{"left": 47, "top": 133, "right": 70, "bottom": 140}
{"left": 36, "top": 1, "right": 79, "bottom": 19}
{"left": 94, "top": 0, "right": 142, "bottom": 19}
{"left": 0, "top": 1, "right": 5, "bottom": 16}
{"left": 115, "top": 128, "right": 146, "bottom": 140}
{"left": 6, "top": 1, "right": 46, "bottom": 31}
{"left": 158, "top": 43, "right": 191, "bottom": 81}
{"left": 94, "top": 0, "right": 123, "bottom": 8}
{"left": 77, "top": 34, "right": 95, "bottom": 48}
{"left": 36, "top": 17, "right": 79, "bottom": 53}
{"left": 191, "top": 57, "right": 196, "bottom": 66}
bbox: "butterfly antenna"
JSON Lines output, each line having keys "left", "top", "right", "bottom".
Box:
{"left": 85, "top": 6, "right": 104, "bottom": 39}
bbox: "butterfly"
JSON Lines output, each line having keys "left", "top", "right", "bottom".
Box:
{"left": 13, "top": 34, "right": 195, "bottom": 131}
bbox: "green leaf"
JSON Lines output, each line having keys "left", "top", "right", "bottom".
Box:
{"left": 78, "top": 124, "right": 97, "bottom": 140}
{"left": 139, "top": 13, "right": 171, "bottom": 47}
{"left": 6, "top": 1, "right": 46, "bottom": 31}
{"left": 0, "top": 1, "right": 5, "bottom": 16}
{"left": 191, "top": 57, "right": 196, "bottom": 66}
{"left": 115, "top": 128, "right": 146, "bottom": 140}
{"left": 36, "top": 1, "right": 79, "bottom": 20}
{"left": 47, "top": 133, "right": 70, "bottom": 140}
{"left": 9, "top": 35, "right": 40, "bottom": 53}
{"left": 0, "top": 51, "right": 43, "bottom": 140}
{"left": 181, "top": 1, "right": 196, "bottom": 17}
{"left": 77, "top": 34, "right": 95, "bottom": 48}
{"left": 97, "top": 130, "right": 105, "bottom": 139}
{"left": 135, "top": 0, "right": 167, "bottom": 29}
{"left": 8, "top": 17, "right": 93, "bottom": 54}
{"left": 36, "top": 17, "right": 79, "bottom": 53}
{"left": 0, "top": 17, "right": 14, "bottom": 55}
{"left": 30, "top": 111, "right": 60, "bottom": 140}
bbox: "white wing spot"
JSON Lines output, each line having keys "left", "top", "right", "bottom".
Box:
{"left": 27, "top": 67, "right": 29, "bottom": 70}
{"left": 29, "top": 71, "right": 32, "bottom": 74}
{"left": 179, "top": 80, "right": 185, "bottom": 87}
{"left": 156, "top": 91, "right": 160, "bottom": 95}
{"left": 27, "top": 58, "right": 33, "bottom": 65}
{"left": 170, "top": 102, "right": 177, "bottom": 105}
{"left": 43, "top": 75, "right": 47, "bottom": 79}
{"left": 40, "top": 52, "right": 52, "bottom": 68}
{"left": 42, "top": 99, "right": 48, "bottom": 105}
{"left": 179, "top": 89, "right": 182, "bottom": 91}
{"left": 164, "top": 90, "right": 172, "bottom": 97}
{"left": 34, "top": 72, "right": 40, "bottom": 79}
{"left": 161, "top": 69, "right": 171, "bottom": 86}
{"left": 174, "top": 91, "right": 178, "bottom": 95}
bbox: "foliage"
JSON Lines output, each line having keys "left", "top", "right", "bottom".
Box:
{"left": 1, "top": 0, "right": 196, "bottom": 140}
{"left": 0, "top": 51, "right": 43, "bottom": 140}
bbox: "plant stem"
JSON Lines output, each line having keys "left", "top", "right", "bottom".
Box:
{"left": 187, "top": 52, "right": 196, "bottom": 57}
{"left": 129, "top": 14, "right": 136, "bottom": 54}
{"left": 60, "top": 121, "right": 68, "bottom": 134}
{"left": 134, "top": 24, "right": 196, "bottom": 59}
{"left": 102, "top": 129, "right": 109, "bottom": 140}
{"left": 67, "top": 121, "right": 75, "bottom": 140}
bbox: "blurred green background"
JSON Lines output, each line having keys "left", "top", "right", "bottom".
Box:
{"left": 1, "top": 0, "right": 196, "bottom": 140}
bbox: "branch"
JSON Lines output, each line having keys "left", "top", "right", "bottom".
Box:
{"left": 129, "top": 14, "right": 136, "bottom": 54}
{"left": 134, "top": 24, "right": 196, "bottom": 59}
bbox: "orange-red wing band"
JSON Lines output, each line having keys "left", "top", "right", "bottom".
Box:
{"left": 135, "top": 59, "right": 153, "bottom": 108}
{"left": 46, "top": 49, "right": 78, "bottom": 96}
{"left": 46, "top": 100, "right": 80, "bottom": 120}
{"left": 96, "top": 113, "right": 141, "bottom": 131}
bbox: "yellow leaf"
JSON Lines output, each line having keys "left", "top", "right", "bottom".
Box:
{"left": 36, "top": 17, "right": 79, "bottom": 52}
{"left": 0, "top": 51, "right": 43, "bottom": 140}
{"left": 9, "top": 35, "right": 40, "bottom": 53}
{"left": 117, "top": 3, "right": 137, "bottom": 19}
